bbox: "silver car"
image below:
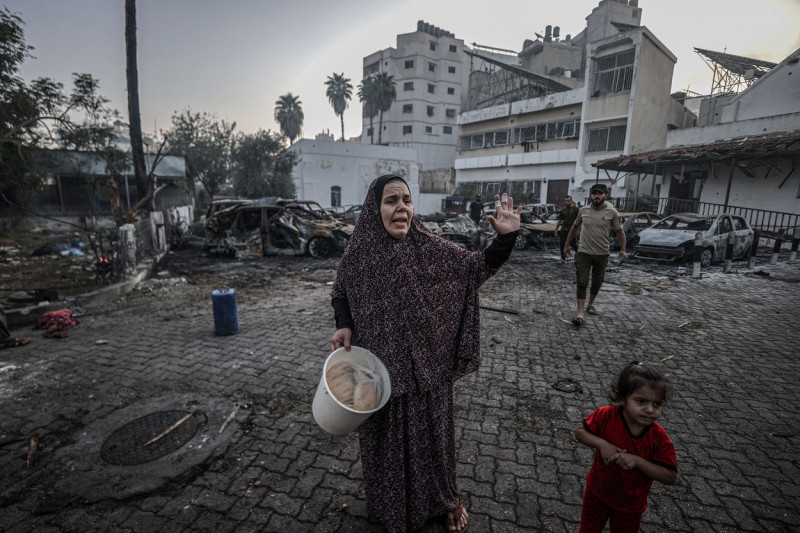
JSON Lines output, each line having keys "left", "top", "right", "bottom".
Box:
{"left": 633, "top": 213, "right": 754, "bottom": 267}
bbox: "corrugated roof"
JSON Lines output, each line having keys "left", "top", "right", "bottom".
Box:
{"left": 594, "top": 131, "right": 800, "bottom": 173}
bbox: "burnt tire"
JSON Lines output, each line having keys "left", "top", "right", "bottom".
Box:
{"left": 308, "top": 237, "right": 333, "bottom": 259}
{"left": 514, "top": 234, "right": 529, "bottom": 250}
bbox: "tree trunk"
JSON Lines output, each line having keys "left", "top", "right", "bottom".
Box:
{"left": 378, "top": 111, "right": 384, "bottom": 144}
{"left": 125, "top": 0, "right": 149, "bottom": 208}
{"left": 340, "top": 114, "right": 345, "bottom": 142}
{"left": 369, "top": 116, "right": 374, "bottom": 144}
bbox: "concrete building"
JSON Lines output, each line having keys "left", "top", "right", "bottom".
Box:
{"left": 454, "top": 0, "right": 691, "bottom": 208}
{"left": 289, "top": 134, "right": 420, "bottom": 210}
{"left": 359, "top": 21, "right": 522, "bottom": 214}
{"left": 594, "top": 46, "right": 800, "bottom": 229}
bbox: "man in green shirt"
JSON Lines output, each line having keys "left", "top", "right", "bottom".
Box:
{"left": 563, "top": 184, "right": 627, "bottom": 326}
{"left": 554, "top": 195, "right": 579, "bottom": 264}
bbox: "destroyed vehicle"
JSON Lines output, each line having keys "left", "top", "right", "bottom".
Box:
{"left": 204, "top": 198, "right": 354, "bottom": 258}
{"left": 610, "top": 211, "right": 663, "bottom": 250}
{"left": 514, "top": 210, "right": 558, "bottom": 250}
{"left": 331, "top": 204, "right": 362, "bottom": 226}
{"left": 420, "top": 214, "right": 490, "bottom": 251}
{"left": 633, "top": 212, "right": 753, "bottom": 267}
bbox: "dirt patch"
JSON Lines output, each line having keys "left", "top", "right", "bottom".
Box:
{"left": 0, "top": 229, "right": 108, "bottom": 307}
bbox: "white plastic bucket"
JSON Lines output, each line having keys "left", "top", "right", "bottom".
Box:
{"left": 312, "top": 346, "right": 391, "bottom": 435}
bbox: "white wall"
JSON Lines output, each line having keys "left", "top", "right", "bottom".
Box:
{"left": 290, "top": 139, "right": 421, "bottom": 211}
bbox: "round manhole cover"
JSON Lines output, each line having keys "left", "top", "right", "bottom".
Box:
{"left": 101, "top": 410, "right": 202, "bottom": 466}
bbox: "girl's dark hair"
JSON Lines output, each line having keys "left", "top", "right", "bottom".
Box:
{"left": 608, "top": 360, "right": 672, "bottom": 403}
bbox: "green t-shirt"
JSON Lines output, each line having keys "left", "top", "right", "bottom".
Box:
{"left": 557, "top": 205, "right": 579, "bottom": 231}
{"left": 576, "top": 205, "right": 622, "bottom": 256}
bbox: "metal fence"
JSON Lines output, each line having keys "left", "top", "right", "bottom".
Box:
{"left": 613, "top": 196, "right": 799, "bottom": 237}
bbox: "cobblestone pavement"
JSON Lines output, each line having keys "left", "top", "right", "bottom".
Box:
{"left": 1, "top": 247, "right": 799, "bottom": 532}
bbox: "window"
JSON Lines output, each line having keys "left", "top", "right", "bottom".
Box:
{"left": 448, "top": 66, "right": 456, "bottom": 74}
{"left": 430, "top": 41, "right": 437, "bottom": 51}
{"left": 404, "top": 60, "right": 414, "bottom": 69}
{"left": 330, "top": 186, "right": 341, "bottom": 207}
{"left": 445, "top": 109, "right": 456, "bottom": 118}
{"left": 403, "top": 125, "right": 412, "bottom": 134}
{"left": 587, "top": 125, "right": 627, "bottom": 152}
{"left": 367, "top": 127, "right": 373, "bottom": 137}
{"left": 593, "top": 50, "right": 635, "bottom": 96}
{"left": 443, "top": 126, "right": 453, "bottom": 134}
{"left": 447, "top": 87, "right": 455, "bottom": 95}
{"left": 425, "top": 126, "right": 433, "bottom": 133}
{"left": 516, "top": 119, "right": 580, "bottom": 143}
{"left": 364, "top": 62, "right": 379, "bottom": 76}
{"left": 428, "top": 84, "right": 435, "bottom": 94}
{"left": 403, "top": 81, "right": 414, "bottom": 91}
{"left": 403, "top": 104, "right": 413, "bottom": 113}
{"left": 429, "top": 63, "right": 436, "bottom": 72}
{"left": 427, "top": 106, "right": 434, "bottom": 117}
{"left": 449, "top": 44, "right": 457, "bottom": 53}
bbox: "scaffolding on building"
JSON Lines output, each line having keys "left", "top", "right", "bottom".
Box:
{"left": 695, "top": 48, "right": 776, "bottom": 95}
{"left": 465, "top": 50, "right": 572, "bottom": 111}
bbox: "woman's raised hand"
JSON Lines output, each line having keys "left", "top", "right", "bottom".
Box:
{"left": 487, "top": 194, "right": 522, "bottom": 235}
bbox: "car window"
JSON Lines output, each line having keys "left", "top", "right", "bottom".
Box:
{"left": 718, "top": 217, "right": 732, "bottom": 234}
{"left": 633, "top": 215, "right": 650, "bottom": 229}
{"left": 238, "top": 210, "right": 261, "bottom": 231}
{"left": 734, "top": 217, "right": 748, "bottom": 231}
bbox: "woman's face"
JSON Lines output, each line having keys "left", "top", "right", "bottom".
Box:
{"left": 380, "top": 179, "right": 414, "bottom": 239}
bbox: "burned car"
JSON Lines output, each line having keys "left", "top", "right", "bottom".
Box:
{"left": 204, "top": 198, "right": 353, "bottom": 258}
{"left": 421, "top": 214, "right": 491, "bottom": 251}
{"left": 514, "top": 210, "right": 558, "bottom": 250}
{"left": 633, "top": 212, "right": 753, "bottom": 267}
{"left": 610, "top": 211, "right": 663, "bottom": 250}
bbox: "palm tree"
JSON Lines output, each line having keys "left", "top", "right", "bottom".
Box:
{"left": 358, "top": 76, "right": 380, "bottom": 144}
{"left": 274, "top": 93, "right": 304, "bottom": 145}
{"left": 374, "top": 72, "right": 396, "bottom": 145}
{"left": 324, "top": 73, "right": 353, "bottom": 142}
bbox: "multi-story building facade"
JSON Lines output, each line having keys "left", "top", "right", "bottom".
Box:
{"left": 360, "top": 21, "right": 518, "bottom": 214}
{"left": 361, "top": 21, "right": 468, "bottom": 214}
{"left": 454, "top": 0, "right": 691, "bottom": 208}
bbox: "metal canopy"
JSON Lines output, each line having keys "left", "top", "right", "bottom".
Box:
{"left": 593, "top": 132, "right": 800, "bottom": 174}
{"left": 465, "top": 50, "right": 572, "bottom": 111}
{"left": 695, "top": 48, "right": 777, "bottom": 95}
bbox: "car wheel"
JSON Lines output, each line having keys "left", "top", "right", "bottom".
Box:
{"left": 701, "top": 247, "right": 713, "bottom": 267}
{"left": 514, "top": 234, "right": 528, "bottom": 250}
{"left": 308, "top": 237, "right": 333, "bottom": 258}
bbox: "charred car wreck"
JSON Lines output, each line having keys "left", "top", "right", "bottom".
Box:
{"left": 204, "top": 198, "right": 354, "bottom": 259}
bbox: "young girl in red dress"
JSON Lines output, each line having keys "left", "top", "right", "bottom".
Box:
{"left": 575, "top": 361, "right": 678, "bottom": 533}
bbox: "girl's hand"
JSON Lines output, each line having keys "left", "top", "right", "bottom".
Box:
{"left": 609, "top": 451, "right": 639, "bottom": 470}
{"left": 599, "top": 442, "right": 626, "bottom": 465}
{"left": 487, "top": 194, "right": 522, "bottom": 235}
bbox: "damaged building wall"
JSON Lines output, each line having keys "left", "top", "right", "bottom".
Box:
{"left": 419, "top": 168, "right": 455, "bottom": 194}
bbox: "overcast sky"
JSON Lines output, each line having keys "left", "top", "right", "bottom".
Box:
{"left": 5, "top": 0, "right": 800, "bottom": 142}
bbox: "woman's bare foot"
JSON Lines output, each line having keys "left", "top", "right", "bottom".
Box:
{"left": 447, "top": 503, "right": 469, "bottom": 532}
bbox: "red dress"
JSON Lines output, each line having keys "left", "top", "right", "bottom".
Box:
{"left": 583, "top": 405, "right": 677, "bottom": 513}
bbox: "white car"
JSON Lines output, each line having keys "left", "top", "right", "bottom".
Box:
{"left": 633, "top": 213, "right": 754, "bottom": 267}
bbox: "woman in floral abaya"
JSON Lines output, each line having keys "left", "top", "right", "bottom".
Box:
{"left": 329, "top": 175, "right": 520, "bottom": 532}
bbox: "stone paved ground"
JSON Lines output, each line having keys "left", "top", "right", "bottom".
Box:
{"left": 0, "top": 246, "right": 798, "bottom": 532}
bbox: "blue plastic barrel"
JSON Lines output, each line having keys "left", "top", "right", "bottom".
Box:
{"left": 212, "top": 289, "right": 239, "bottom": 335}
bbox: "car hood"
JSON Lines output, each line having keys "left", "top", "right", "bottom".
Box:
{"left": 637, "top": 228, "right": 698, "bottom": 247}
